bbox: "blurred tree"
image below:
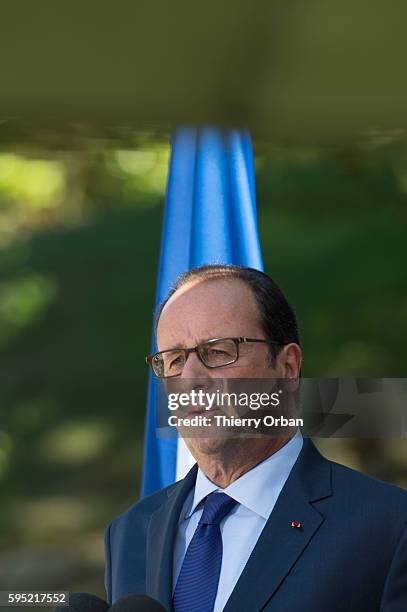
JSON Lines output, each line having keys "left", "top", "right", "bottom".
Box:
{"left": 0, "top": 133, "right": 406, "bottom": 599}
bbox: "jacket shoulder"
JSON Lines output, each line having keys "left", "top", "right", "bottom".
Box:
{"left": 329, "top": 456, "right": 407, "bottom": 515}
{"left": 108, "top": 481, "right": 180, "bottom": 534}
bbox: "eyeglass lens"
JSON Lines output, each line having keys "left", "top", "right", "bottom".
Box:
{"left": 151, "top": 338, "right": 238, "bottom": 377}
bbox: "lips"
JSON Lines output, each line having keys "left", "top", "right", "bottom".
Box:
{"left": 187, "top": 407, "right": 220, "bottom": 416}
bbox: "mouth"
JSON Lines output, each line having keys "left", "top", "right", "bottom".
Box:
{"left": 187, "top": 407, "right": 220, "bottom": 416}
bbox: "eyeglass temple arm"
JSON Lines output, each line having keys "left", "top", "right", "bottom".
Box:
{"left": 240, "top": 337, "right": 283, "bottom": 346}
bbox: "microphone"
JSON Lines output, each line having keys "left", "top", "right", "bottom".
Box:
{"left": 53, "top": 592, "right": 109, "bottom": 611}
{"left": 109, "top": 594, "right": 167, "bottom": 611}
{"left": 53, "top": 592, "right": 167, "bottom": 611}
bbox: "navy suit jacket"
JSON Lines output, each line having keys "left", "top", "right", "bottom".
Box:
{"left": 104, "top": 439, "right": 407, "bottom": 611}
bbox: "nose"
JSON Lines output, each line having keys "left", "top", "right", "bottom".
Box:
{"left": 179, "top": 351, "right": 218, "bottom": 407}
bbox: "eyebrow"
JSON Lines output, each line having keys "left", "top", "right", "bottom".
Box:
{"left": 160, "top": 336, "right": 226, "bottom": 351}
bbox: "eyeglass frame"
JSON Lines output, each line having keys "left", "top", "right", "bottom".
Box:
{"left": 145, "top": 336, "right": 285, "bottom": 378}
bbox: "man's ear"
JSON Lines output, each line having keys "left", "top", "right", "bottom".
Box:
{"left": 277, "top": 343, "right": 302, "bottom": 381}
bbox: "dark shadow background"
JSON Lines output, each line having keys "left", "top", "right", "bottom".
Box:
{"left": 0, "top": 133, "right": 406, "bottom": 602}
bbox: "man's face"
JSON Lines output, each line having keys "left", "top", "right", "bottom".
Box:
{"left": 156, "top": 278, "right": 301, "bottom": 458}
{"left": 157, "top": 278, "right": 278, "bottom": 379}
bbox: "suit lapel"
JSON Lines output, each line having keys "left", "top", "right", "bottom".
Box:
{"left": 223, "top": 439, "right": 332, "bottom": 612}
{"left": 146, "top": 464, "right": 198, "bottom": 611}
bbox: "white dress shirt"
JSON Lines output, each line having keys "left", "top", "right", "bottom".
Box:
{"left": 173, "top": 430, "right": 303, "bottom": 612}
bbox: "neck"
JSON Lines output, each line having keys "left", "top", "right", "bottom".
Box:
{"left": 191, "top": 435, "right": 293, "bottom": 488}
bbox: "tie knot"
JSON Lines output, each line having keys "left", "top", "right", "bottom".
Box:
{"left": 199, "top": 492, "right": 237, "bottom": 526}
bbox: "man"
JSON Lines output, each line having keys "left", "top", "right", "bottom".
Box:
{"left": 104, "top": 264, "right": 407, "bottom": 611}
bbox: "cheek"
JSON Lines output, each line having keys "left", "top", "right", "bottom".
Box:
{"left": 226, "top": 355, "right": 275, "bottom": 378}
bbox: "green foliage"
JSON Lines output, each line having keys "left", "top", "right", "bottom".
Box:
{"left": 0, "top": 136, "right": 406, "bottom": 597}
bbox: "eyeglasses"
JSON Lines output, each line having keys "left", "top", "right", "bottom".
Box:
{"left": 146, "top": 337, "right": 283, "bottom": 379}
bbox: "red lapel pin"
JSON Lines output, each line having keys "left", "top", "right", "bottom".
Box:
{"left": 291, "top": 520, "right": 302, "bottom": 529}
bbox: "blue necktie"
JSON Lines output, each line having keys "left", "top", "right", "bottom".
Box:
{"left": 173, "top": 492, "right": 238, "bottom": 612}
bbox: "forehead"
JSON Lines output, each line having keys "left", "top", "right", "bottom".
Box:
{"left": 156, "top": 277, "right": 262, "bottom": 348}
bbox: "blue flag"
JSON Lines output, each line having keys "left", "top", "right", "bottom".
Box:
{"left": 141, "top": 126, "right": 263, "bottom": 497}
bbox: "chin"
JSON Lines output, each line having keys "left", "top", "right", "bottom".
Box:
{"left": 186, "top": 434, "right": 235, "bottom": 457}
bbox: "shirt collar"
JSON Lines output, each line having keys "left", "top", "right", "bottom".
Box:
{"left": 185, "top": 430, "right": 303, "bottom": 521}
